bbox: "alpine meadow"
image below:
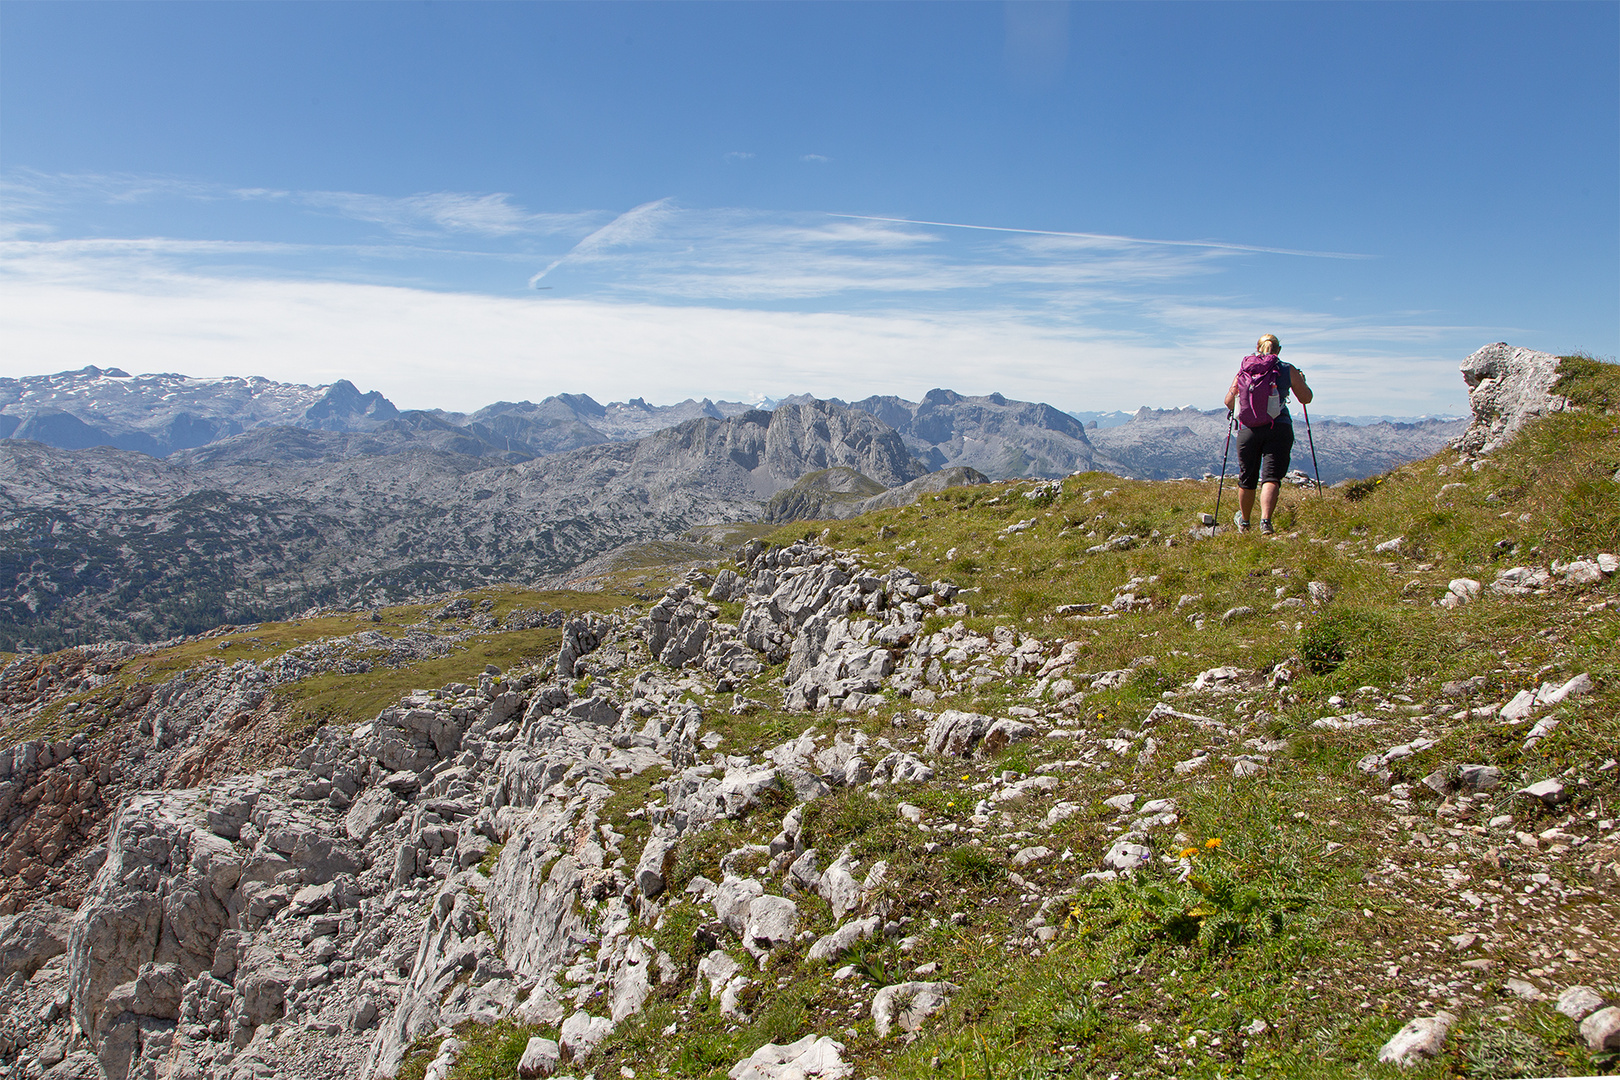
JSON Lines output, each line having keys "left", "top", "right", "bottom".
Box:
{"left": 2, "top": 4, "right": 1617, "bottom": 1079}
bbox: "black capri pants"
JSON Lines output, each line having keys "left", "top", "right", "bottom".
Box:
{"left": 1236, "top": 422, "right": 1294, "bottom": 489}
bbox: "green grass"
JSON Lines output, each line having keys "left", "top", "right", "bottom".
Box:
{"left": 564, "top": 368, "right": 1619, "bottom": 1078}
{"left": 16, "top": 361, "right": 1619, "bottom": 1079}
{"left": 1, "top": 585, "right": 639, "bottom": 747}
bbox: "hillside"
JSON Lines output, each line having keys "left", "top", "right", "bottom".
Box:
{"left": 840, "top": 389, "right": 1097, "bottom": 480}
{"left": 0, "top": 346, "right": 1615, "bottom": 1080}
{"left": 0, "top": 401, "right": 926, "bottom": 653}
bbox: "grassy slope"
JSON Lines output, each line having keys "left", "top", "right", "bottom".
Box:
{"left": 13, "top": 361, "right": 1618, "bottom": 1078}
{"left": 0, "top": 585, "right": 635, "bottom": 747}
{"left": 465, "top": 359, "right": 1615, "bottom": 1080}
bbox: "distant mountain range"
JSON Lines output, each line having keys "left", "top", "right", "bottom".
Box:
{"left": 0, "top": 367, "right": 766, "bottom": 462}
{"left": 1086, "top": 405, "right": 1467, "bottom": 483}
{"left": 0, "top": 367, "right": 1466, "bottom": 650}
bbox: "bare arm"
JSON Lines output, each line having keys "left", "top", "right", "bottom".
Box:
{"left": 1291, "top": 366, "right": 1313, "bottom": 405}
{"left": 1223, "top": 375, "right": 1239, "bottom": 413}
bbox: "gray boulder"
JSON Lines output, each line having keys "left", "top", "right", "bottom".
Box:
{"left": 743, "top": 895, "right": 800, "bottom": 962}
{"left": 1556, "top": 985, "right": 1607, "bottom": 1021}
{"left": 559, "top": 1009, "right": 614, "bottom": 1062}
{"left": 518, "top": 1036, "right": 561, "bottom": 1078}
{"left": 68, "top": 793, "right": 233, "bottom": 1040}
{"left": 0, "top": 904, "right": 73, "bottom": 979}
{"left": 925, "top": 710, "right": 993, "bottom": 757}
{"left": 1581, "top": 1007, "right": 1620, "bottom": 1052}
{"left": 871, "top": 980, "right": 958, "bottom": 1038}
{"left": 979, "top": 718, "right": 1036, "bottom": 757}
{"left": 806, "top": 915, "right": 881, "bottom": 963}
{"left": 1376, "top": 1012, "right": 1455, "bottom": 1067}
{"left": 1457, "top": 343, "right": 1568, "bottom": 455}
{"left": 635, "top": 833, "right": 676, "bottom": 899}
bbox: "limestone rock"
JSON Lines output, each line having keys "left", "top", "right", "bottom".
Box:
{"left": 728, "top": 1034, "right": 851, "bottom": 1079}
{"left": 806, "top": 916, "right": 881, "bottom": 963}
{"left": 742, "top": 895, "right": 799, "bottom": 962}
{"left": 818, "top": 851, "right": 861, "bottom": 921}
{"left": 1458, "top": 343, "right": 1568, "bottom": 455}
{"left": 559, "top": 1009, "right": 614, "bottom": 1062}
{"left": 1556, "top": 985, "right": 1607, "bottom": 1022}
{"left": 635, "top": 833, "right": 675, "bottom": 899}
{"left": 0, "top": 904, "right": 72, "bottom": 979}
{"left": 714, "top": 876, "right": 764, "bottom": 936}
{"left": 1580, "top": 1007, "right": 1620, "bottom": 1052}
{"left": 697, "top": 949, "right": 742, "bottom": 998}
{"left": 1516, "top": 779, "right": 1569, "bottom": 807}
{"left": 67, "top": 793, "right": 233, "bottom": 1040}
{"left": 871, "top": 980, "right": 958, "bottom": 1038}
{"left": 925, "top": 710, "right": 992, "bottom": 757}
{"left": 979, "top": 718, "right": 1036, "bottom": 757}
{"left": 518, "top": 1036, "right": 561, "bottom": 1078}
{"left": 1103, "top": 841, "right": 1152, "bottom": 872}
{"left": 1457, "top": 764, "right": 1501, "bottom": 792}
{"left": 1376, "top": 1012, "right": 1455, "bottom": 1067}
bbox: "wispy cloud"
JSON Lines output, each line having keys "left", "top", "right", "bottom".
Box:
{"left": 515, "top": 204, "right": 1236, "bottom": 305}
{"left": 528, "top": 198, "right": 675, "bottom": 287}
{"left": 724, "top": 151, "right": 755, "bottom": 161}
{"left": 830, "top": 214, "right": 1373, "bottom": 260}
{"left": 0, "top": 171, "right": 1491, "bottom": 414}
{"left": 289, "top": 190, "right": 594, "bottom": 237}
{"left": 1, "top": 169, "right": 601, "bottom": 240}
{"left": 800, "top": 154, "right": 830, "bottom": 163}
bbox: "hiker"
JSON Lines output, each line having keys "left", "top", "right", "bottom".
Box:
{"left": 1224, "top": 334, "right": 1312, "bottom": 535}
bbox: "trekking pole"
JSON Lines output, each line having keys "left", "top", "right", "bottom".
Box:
{"left": 1213, "top": 411, "right": 1235, "bottom": 531}
{"left": 1300, "top": 402, "right": 1322, "bottom": 494}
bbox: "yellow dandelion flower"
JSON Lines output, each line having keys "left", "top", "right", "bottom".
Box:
{"left": 962, "top": 774, "right": 971, "bottom": 781}
{"left": 1178, "top": 847, "right": 1197, "bottom": 859}
{"left": 1206, "top": 838, "right": 1222, "bottom": 849}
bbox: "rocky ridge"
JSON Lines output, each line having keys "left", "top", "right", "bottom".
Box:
{"left": 2, "top": 516, "right": 1616, "bottom": 1078}
{"left": 0, "top": 369, "right": 765, "bottom": 464}
{"left": 0, "top": 344, "right": 1612, "bottom": 1079}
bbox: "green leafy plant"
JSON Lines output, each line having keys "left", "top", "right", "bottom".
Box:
{"left": 1073, "top": 845, "right": 1311, "bottom": 956}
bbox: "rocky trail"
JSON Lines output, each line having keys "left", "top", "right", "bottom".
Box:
{"left": 0, "top": 344, "right": 1616, "bottom": 1080}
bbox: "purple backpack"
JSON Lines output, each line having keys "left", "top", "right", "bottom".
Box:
{"left": 1235, "top": 354, "right": 1288, "bottom": 428}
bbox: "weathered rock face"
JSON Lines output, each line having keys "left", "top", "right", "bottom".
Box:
{"left": 0, "top": 902, "right": 72, "bottom": 979}
{"left": 1457, "top": 343, "right": 1569, "bottom": 455}
{"left": 856, "top": 466, "right": 990, "bottom": 513}
{"left": 68, "top": 795, "right": 232, "bottom": 1036}
{"left": 65, "top": 793, "right": 238, "bottom": 1079}
{"left": 844, "top": 389, "right": 1095, "bottom": 479}
{"left": 763, "top": 467, "right": 887, "bottom": 524}
{"left": 734, "top": 541, "right": 951, "bottom": 704}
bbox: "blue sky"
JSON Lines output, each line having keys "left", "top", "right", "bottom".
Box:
{"left": 1, "top": 1, "right": 1614, "bottom": 416}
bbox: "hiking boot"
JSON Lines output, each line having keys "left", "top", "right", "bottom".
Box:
{"left": 1233, "top": 512, "right": 1251, "bottom": 532}
{"left": 1260, "top": 519, "right": 1275, "bottom": 535}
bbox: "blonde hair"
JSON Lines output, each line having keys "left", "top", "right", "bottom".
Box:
{"left": 1256, "top": 334, "right": 1281, "bottom": 355}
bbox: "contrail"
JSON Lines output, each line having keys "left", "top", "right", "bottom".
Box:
{"left": 829, "top": 213, "right": 1372, "bottom": 260}
{"left": 529, "top": 197, "right": 674, "bottom": 288}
